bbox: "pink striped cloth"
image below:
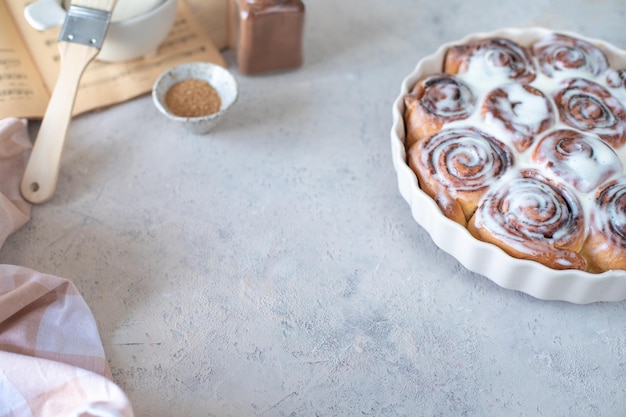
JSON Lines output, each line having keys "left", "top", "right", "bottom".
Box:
{"left": 0, "top": 118, "right": 134, "bottom": 417}
{"left": 0, "top": 118, "right": 30, "bottom": 245}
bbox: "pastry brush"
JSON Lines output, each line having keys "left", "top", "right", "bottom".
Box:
{"left": 20, "top": 0, "right": 117, "bottom": 204}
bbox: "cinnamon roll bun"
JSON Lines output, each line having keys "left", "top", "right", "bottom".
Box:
{"left": 444, "top": 38, "right": 536, "bottom": 84}
{"left": 481, "top": 83, "right": 554, "bottom": 152}
{"left": 533, "top": 129, "right": 622, "bottom": 193}
{"left": 403, "top": 74, "right": 476, "bottom": 149}
{"left": 532, "top": 33, "right": 609, "bottom": 78}
{"left": 468, "top": 170, "right": 587, "bottom": 271}
{"left": 582, "top": 178, "right": 626, "bottom": 272}
{"left": 553, "top": 78, "right": 626, "bottom": 148}
{"left": 407, "top": 127, "right": 514, "bottom": 225}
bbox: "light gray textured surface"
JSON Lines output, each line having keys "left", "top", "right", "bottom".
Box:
{"left": 3, "top": 0, "right": 626, "bottom": 415}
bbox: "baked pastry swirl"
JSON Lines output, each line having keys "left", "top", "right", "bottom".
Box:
{"left": 468, "top": 170, "right": 587, "bottom": 271}
{"left": 553, "top": 78, "right": 626, "bottom": 148}
{"left": 532, "top": 33, "right": 609, "bottom": 77}
{"left": 404, "top": 74, "right": 476, "bottom": 149}
{"left": 403, "top": 31, "right": 626, "bottom": 273}
{"left": 407, "top": 127, "right": 514, "bottom": 225}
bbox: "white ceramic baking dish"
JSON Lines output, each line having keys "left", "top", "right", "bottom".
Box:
{"left": 391, "top": 27, "right": 626, "bottom": 304}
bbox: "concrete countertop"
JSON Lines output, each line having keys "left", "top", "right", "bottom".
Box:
{"left": 2, "top": 0, "right": 626, "bottom": 415}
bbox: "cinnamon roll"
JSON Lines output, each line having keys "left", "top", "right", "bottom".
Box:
{"left": 444, "top": 38, "right": 536, "bottom": 84}
{"left": 553, "top": 78, "right": 626, "bottom": 148}
{"left": 481, "top": 83, "right": 554, "bottom": 152}
{"left": 532, "top": 33, "right": 609, "bottom": 78}
{"left": 582, "top": 178, "right": 626, "bottom": 272}
{"left": 403, "top": 74, "right": 476, "bottom": 149}
{"left": 407, "top": 127, "right": 514, "bottom": 225}
{"left": 468, "top": 170, "right": 587, "bottom": 271}
{"left": 533, "top": 129, "right": 622, "bottom": 193}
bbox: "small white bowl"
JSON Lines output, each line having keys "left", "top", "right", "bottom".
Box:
{"left": 24, "top": 0, "right": 178, "bottom": 62}
{"left": 152, "top": 62, "right": 238, "bottom": 135}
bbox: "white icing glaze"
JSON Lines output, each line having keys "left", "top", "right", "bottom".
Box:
{"left": 432, "top": 82, "right": 473, "bottom": 116}
{"left": 504, "top": 83, "right": 550, "bottom": 127}
{"left": 591, "top": 178, "right": 626, "bottom": 231}
{"left": 556, "top": 145, "right": 619, "bottom": 191}
{"left": 534, "top": 130, "right": 623, "bottom": 193}
{"left": 473, "top": 171, "right": 583, "bottom": 260}
{"left": 481, "top": 83, "right": 553, "bottom": 150}
{"left": 451, "top": 41, "right": 626, "bottom": 192}
{"left": 464, "top": 53, "right": 515, "bottom": 88}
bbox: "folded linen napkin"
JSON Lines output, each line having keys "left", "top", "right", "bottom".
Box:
{"left": 0, "top": 118, "right": 134, "bottom": 417}
{"left": 0, "top": 266, "right": 134, "bottom": 417}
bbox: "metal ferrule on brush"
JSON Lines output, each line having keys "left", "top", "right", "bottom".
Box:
{"left": 58, "top": 5, "right": 112, "bottom": 49}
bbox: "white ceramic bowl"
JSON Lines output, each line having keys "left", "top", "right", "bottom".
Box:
{"left": 24, "top": 0, "right": 177, "bottom": 62}
{"left": 391, "top": 27, "right": 626, "bottom": 304}
{"left": 152, "top": 62, "right": 238, "bottom": 135}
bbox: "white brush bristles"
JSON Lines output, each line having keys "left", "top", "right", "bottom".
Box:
{"left": 69, "top": 0, "right": 117, "bottom": 11}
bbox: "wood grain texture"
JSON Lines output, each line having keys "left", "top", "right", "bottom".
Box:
{"left": 20, "top": 42, "right": 99, "bottom": 203}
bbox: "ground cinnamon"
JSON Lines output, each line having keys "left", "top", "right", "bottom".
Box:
{"left": 165, "top": 78, "right": 221, "bottom": 117}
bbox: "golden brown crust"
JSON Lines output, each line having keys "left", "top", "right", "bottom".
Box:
{"left": 403, "top": 74, "right": 475, "bottom": 150}
{"left": 581, "top": 179, "right": 626, "bottom": 272}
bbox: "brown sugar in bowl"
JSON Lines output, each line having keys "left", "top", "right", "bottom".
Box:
{"left": 165, "top": 78, "right": 222, "bottom": 118}
{"left": 153, "top": 62, "right": 238, "bottom": 134}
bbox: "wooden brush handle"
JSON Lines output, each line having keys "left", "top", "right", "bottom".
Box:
{"left": 21, "top": 42, "right": 99, "bottom": 204}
